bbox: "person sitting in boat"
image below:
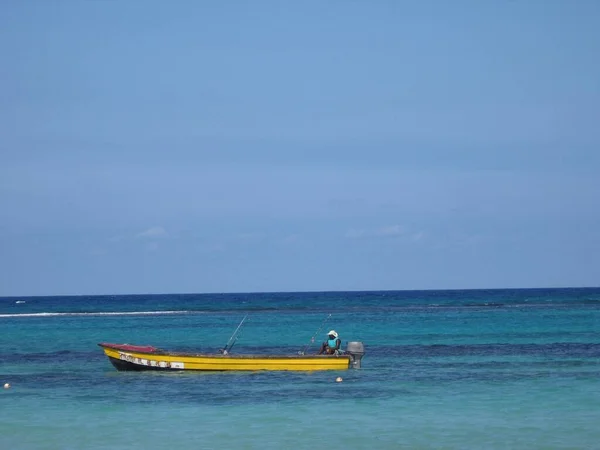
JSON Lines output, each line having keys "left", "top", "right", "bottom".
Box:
{"left": 318, "top": 330, "right": 342, "bottom": 355}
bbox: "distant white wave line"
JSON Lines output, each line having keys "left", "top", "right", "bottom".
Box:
{"left": 0, "top": 310, "right": 196, "bottom": 318}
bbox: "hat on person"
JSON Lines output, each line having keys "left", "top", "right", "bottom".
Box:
{"left": 328, "top": 330, "right": 338, "bottom": 338}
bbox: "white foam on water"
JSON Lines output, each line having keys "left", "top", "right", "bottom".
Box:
{"left": 0, "top": 310, "right": 196, "bottom": 318}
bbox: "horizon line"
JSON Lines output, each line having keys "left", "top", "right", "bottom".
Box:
{"left": 1, "top": 285, "right": 599, "bottom": 300}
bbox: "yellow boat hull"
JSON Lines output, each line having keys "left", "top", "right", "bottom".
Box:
{"left": 99, "top": 343, "right": 351, "bottom": 371}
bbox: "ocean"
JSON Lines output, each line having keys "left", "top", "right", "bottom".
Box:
{"left": 1, "top": 288, "right": 599, "bottom": 449}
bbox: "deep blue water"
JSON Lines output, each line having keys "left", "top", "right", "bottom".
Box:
{"left": 1, "top": 288, "right": 600, "bottom": 449}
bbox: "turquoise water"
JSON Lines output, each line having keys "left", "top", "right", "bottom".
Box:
{"left": 1, "top": 288, "right": 599, "bottom": 449}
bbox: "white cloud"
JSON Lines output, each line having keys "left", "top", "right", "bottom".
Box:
{"left": 412, "top": 231, "right": 425, "bottom": 242}
{"left": 136, "top": 226, "right": 168, "bottom": 239}
{"left": 233, "top": 232, "right": 266, "bottom": 241}
{"left": 344, "top": 229, "right": 365, "bottom": 239}
{"left": 374, "top": 225, "right": 404, "bottom": 237}
{"left": 146, "top": 242, "right": 160, "bottom": 252}
{"left": 281, "top": 234, "right": 300, "bottom": 244}
{"left": 345, "top": 225, "right": 405, "bottom": 239}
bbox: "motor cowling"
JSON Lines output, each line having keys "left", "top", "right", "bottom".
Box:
{"left": 346, "top": 341, "right": 365, "bottom": 369}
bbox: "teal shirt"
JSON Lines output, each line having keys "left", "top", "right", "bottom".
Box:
{"left": 327, "top": 338, "right": 340, "bottom": 350}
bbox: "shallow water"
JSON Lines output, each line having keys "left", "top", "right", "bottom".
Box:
{"left": 1, "top": 288, "right": 599, "bottom": 449}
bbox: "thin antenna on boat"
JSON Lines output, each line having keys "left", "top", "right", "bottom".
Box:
{"left": 299, "top": 313, "right": 332, "bottom": 355}
{"left": 221, "top": 314, "right": 248, "bottom": 355}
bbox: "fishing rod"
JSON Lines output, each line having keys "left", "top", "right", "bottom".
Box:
{"left": 299, "top": 313, "right": 332, "bottom": 355}
{"left": 221, "top": 314, "right": 248, "bottom": 355}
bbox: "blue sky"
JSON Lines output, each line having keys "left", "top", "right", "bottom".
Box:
{"left": 1, "top": 1, "right": 599, "bottom": 296}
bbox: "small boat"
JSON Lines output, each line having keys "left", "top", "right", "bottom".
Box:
{"left": 98, "top": 341, "right": 366, "bottom": 372}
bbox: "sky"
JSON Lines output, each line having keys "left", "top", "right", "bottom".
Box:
{"left": 1, "top": 0, "right": 599, "bottom": 296}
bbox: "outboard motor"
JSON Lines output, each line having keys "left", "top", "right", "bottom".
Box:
{"left": 346, "top": 341, "right": 365, "bottom": 369}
